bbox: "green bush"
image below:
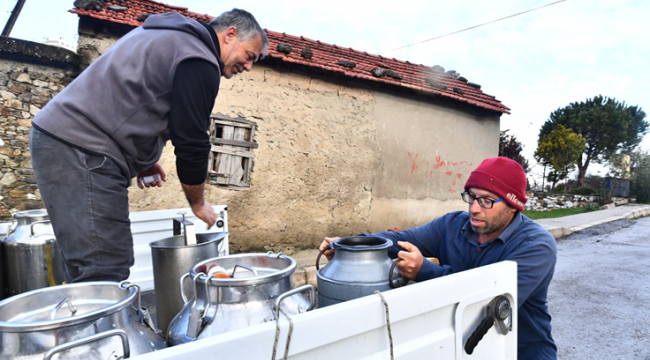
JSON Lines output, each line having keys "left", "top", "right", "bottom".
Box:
{"left": 632, "top": 171, "right": 650, "bottom": 203}
{"left": 553, "top": 183, "right": 565, "bottom": 192}
{"left": 596, "top": 181, "right": 612, "bottom": 206}
{"left": 569, "top": 186, "right": 596, "bottom": 195}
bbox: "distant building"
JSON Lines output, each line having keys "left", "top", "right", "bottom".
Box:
{"left": 44, "top": 36, "right": 77, "bottom": 52}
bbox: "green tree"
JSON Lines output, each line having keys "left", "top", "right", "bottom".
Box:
{"left": 535, "top": 125, "right": 587, "bottom": 191}
{"left": 629, "top": 151, "right": 650, "bottom": 203}
{"left": 538, "top": 95, "right": 648, "bottom": 187}
{"left": 545, "top": 169, "right": 566, "bottom": 191}
{"left": 499, "top": 130, "right": 530, "bottom": 173}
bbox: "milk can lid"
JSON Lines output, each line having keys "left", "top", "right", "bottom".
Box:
{"left": 0, "top": 282, "right": 135, "bottom": 332}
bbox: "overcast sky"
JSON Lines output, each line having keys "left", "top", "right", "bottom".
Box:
{"left": 2, "top": 0, "right": 648, "bottom": 185}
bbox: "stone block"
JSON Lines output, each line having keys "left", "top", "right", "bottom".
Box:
{"left": 18, "top": 92, "right": 32, "bottom": 102}
{"left": 10, "top": 84, "right": 26, "bottom": 93}
{"left": 4, "top": 99, "right": 22, "bottom": 109}
{"left": 18, "top": 116, "right": 31, "bottom": 125}
{"left": 0, "top": 105, "right": 10, "bottom": 116}
{"left": 29, "top": 73, "right": 47, "bottom": 81}
{"left": 29, "top": 105, "right": 39, "bottom": 116}
{"left": 32, "top": 79, "right": 49, "bottom": 87}
{"left": 0, "top": 90, "right": 16, "bottom": 100}
{"left": 16, "top": 73, "right": 31, "bottom": 83}
{"left": 1, "top": 172, "right": 17, "bottom": 186}
{"left": 9, "top": 190, "right": 26, "bottom": 199}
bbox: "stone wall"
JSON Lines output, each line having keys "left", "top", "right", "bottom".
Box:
{"left": 525, "top": 192, "right": 596, "bottom": 211}
{"left": 0, "top": 38, "right": 79, "bottom": 218}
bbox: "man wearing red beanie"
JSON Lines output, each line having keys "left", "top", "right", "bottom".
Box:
{"left": 320, "top": 157, "right": 557, "bottom": 359}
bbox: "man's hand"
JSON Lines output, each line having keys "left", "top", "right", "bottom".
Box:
{"left": 136, "top": 163, "right": 167, "bottom": 189}
{"left": 318, "top": 237, "right": 340, "bottom": 261}
{"left": 396, "top": 241, "right": 425, "bottom": 280}
{"left": 191, "top": 200, "right": 217, "bottom": 230}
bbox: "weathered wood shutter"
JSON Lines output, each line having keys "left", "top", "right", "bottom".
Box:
{"left": 208, "top": 113, "right": 257, "bottom": 190}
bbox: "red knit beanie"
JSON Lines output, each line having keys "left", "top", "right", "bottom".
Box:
{"left": 464, "top": 157, "right": 527, "bottom": 211}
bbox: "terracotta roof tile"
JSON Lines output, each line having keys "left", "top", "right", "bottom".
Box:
{"left": 70, "top": 0, "right": 509, "bottom": 114}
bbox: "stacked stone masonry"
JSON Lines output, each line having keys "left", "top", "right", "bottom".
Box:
{"left": 525, "top": 192, "right": 629, "bottom": 211}
{"left": 0, "top": 60, "right": 77, "bottom": 218}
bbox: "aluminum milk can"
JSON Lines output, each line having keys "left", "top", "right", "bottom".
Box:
{"left": 316, "top": 236, "right": 407, "bottom": 307}
{"left": 167, "top": 252, "right": 315, "bottom": 345}
{"left": 0, "top": 281, "right": 166, "bottom": 359}
{"left": 1, "top": 209, "right": 64, "bottom": 299}
{"left": 149, "top": 214, "right": 228, "bottom": 333}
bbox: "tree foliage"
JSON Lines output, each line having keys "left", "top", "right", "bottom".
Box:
{"left": 538, "top": 95, "right": 648, "bottom": 186}
{"left": 629, "top": 151, "right": 650, "bottom": 203}
{"left": 499, "top": 130, "right": 530, "bottom": 173}
{"left": 535, "top": 125, "right": 587, "bottom": 191}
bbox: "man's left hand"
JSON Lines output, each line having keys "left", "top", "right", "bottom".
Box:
{"left": 396, "top": 241, "right": 425, "bottom": 280}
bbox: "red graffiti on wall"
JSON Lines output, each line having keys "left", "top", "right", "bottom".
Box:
{"left": 407, "top": 153, "right": 472, "bottom": 192}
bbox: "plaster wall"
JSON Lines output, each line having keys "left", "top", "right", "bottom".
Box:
{"left": 128, "top": 64, "right": 381, "bottom": 253}
{"left": 30, "top": 31, "right": 504, "bottom": 253}
{"left": 369, "top": 92, "right": 500, "bottom": 231}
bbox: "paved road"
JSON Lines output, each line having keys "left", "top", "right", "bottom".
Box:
{"left": 549, "top": 218, "right": 650, "bottom": 360}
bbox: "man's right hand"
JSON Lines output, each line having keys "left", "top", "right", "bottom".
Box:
{"left": 191, "top": 200, "right": 217, "bottom": 229}
{"left": 181, "top": 181, "right": 216, "bottom": 229}
{"left": 319, "top": 237, "right": 339, "bottom": 261}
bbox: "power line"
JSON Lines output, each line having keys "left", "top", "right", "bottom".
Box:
{"left": 385, "top": 0, "right": 568, "bottom": 53}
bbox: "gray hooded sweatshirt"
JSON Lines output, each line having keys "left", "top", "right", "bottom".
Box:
{"left": 33, "top": 13, "right": 221, "bottom": 180}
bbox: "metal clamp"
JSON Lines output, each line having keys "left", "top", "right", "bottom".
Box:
{"left": 173, "top": 212, "right": 197, "bottom": 246}
{"left": 180, "top": 273, "right": 191, "bottom": 303}
{"left": 29, "top": 220, "right": 51, "bottom": 237}
{"left": 186, "top": 273, "right": 207, "bottom": 340}
{"left": 201, "top": 274, "right": 213, "bottom": 320}
{"left": 43, "top": 329, "right": 130, "bottom": 360}
{"left": 50, "top": 297, "right": 77, "bottom": 320}
{"left": 231, "top": 263, "right": 258, "bottom": 278}
{"left": 267, "top": 251, "right": 286, "bottom": 259}
{"left": 274, "top": 285, "right": 315, "bottom": 320}
{"left": 119, "top": 281, "right": 141, "bottom": 313}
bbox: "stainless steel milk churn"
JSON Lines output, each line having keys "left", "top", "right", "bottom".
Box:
{"left": 167, "top": 252, "right": 315, "bottom": 345}
{"left": 0, "top": 281, "right": 167, "bottom": 359}
{"left": 1, "top": 209, "right": 64, "bottom": 299}
{"left": 316, "top": 236, "right": 407, "bottom": 307}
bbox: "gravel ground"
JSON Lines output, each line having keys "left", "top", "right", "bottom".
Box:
{"left": 549, "top": 218, "right": 650, "bottom": 360}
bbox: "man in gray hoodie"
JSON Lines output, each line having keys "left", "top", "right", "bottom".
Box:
{"left": 29, "top": 9, "right": 268, "bottom": 282}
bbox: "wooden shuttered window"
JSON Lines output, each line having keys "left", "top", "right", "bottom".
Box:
{"left": 208, "top": 113, "right": 257, "bottom": 190}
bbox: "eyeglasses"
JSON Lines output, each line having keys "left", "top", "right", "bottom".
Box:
{"left": 461, "top": 191, "right": 504, "bottom": 209}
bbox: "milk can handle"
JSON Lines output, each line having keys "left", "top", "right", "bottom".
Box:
{"left": 43, "top": 329, "right": 130, "bottom": 360}
{"left": 388, "top": 260, "right": 408, "bottom": 289}
{"left": 30, "top": 220, "right": 51, "bottom": 237}
{"left": 180, "top": 273, "right": 191, "bottom": 303}
{"left": 315, "top": 245, "right": 332, "bottom": 271}
{"left": 274, "top": 285, "right": 315, "bottom": 319}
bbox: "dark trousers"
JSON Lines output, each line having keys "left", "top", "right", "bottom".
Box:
{"left": 29, "top": 127, "right": 134, "bottom": 282}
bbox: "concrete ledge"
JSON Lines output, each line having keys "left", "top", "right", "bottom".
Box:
{"left": 291, "top": 266, "right": 319, "bottom": 289}
{"left": 543, "top": 226, "right": 573, "bottom": 239}
{"left": 0, "top": 37, "right": 80, "bottom": 69}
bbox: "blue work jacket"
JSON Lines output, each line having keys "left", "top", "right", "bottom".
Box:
{"left": 367, "top": 211, "right": 557, "bottom": 360}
